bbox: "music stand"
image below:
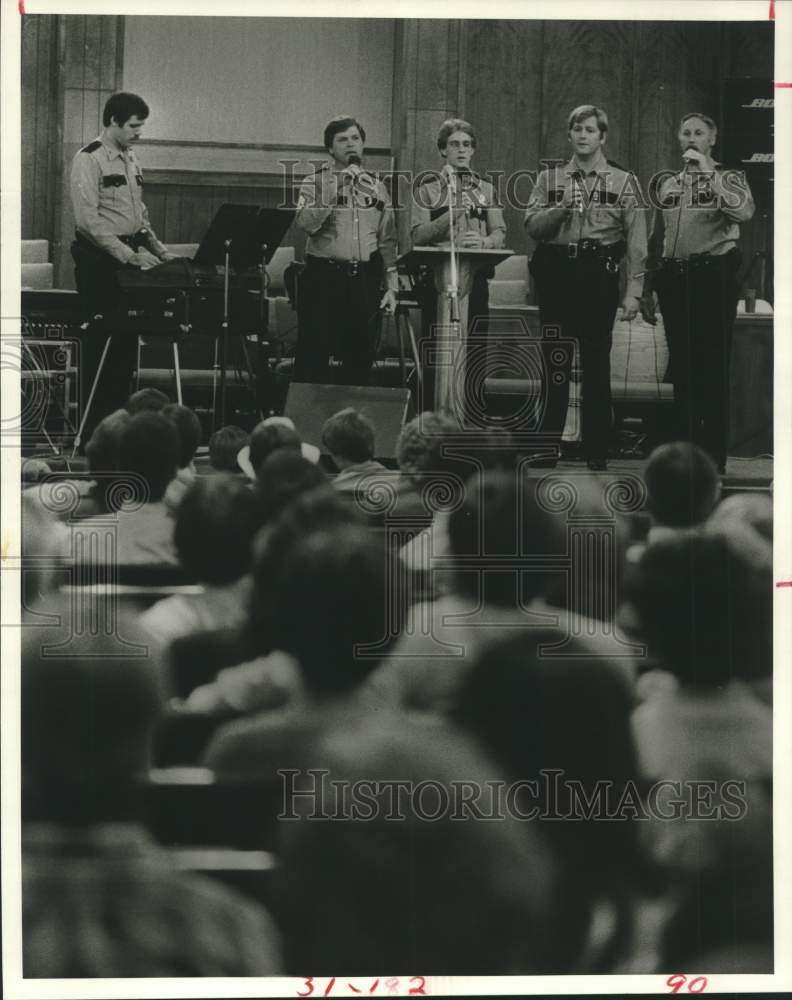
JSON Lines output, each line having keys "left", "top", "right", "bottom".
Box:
{"left": 193, "top": 205, "right": 294, "bottom": 428}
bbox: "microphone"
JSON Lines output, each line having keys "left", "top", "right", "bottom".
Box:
{"left": 682, "top": 146, "right": 699, "bottom": 167}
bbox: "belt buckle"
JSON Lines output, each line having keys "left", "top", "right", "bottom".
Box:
{"left": 567, "top": 243, "right": 579, "bottom": 260}
{"left": 605, "top": 257, "right": 619, "bottom": 275}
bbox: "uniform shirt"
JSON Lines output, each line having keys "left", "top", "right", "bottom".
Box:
{"left": 411, "top": 171, "right": 506, "bottom": 249}
{"left": 524, "top": 153, "right": 648, "bottom": 300}
{"left": 71, "top": 135, "right": 168, "bottom": 264}
{"left": 296, "top": 161, "right": 398, "bottom": 287}
{"left": 652, "top": 165, "right": 755, "bottom": 260}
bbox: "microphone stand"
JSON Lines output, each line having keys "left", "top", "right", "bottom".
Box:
{"left": 215, "top": 238, "right": 232, "bottom": 431}
{"left": 442, "top": 168, "right": 461, "bottom": 414}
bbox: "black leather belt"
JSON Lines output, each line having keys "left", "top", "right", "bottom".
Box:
{"left": 661, "top": 248, "right": 738, "bottom": 274}
{"left": 306, "top": 254, "right": 377, "bottom": 277}
{"left": 75, "top": 229, "right": 149, "bottom": 251}
{"left": 545, "top": 239, "right": 626, "bottom": 261}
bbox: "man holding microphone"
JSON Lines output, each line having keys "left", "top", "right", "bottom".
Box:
{"left": 525, "top": 105, "right": 647, "bottom": 470}
{"left": 641, "top": 113, "right": 754, "bottom": 473}
{"left": 294, "top": 115, "right": 398, "bottom": 386}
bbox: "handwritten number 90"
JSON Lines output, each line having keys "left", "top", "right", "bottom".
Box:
{"left": 667, "top": 974, "right": 708, "bottom": 993}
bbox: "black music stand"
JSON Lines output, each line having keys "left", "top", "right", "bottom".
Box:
{"left": 194, "top": 205, "right": 294, "bottom": 428}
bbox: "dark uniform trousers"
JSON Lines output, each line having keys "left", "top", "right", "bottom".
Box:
{"left": 294, "top": 254, "right": 384, "bottom": 387}
{"left": 654, "top": 248, "right": 740, "bottom": 470}
{"left": 529, "top": 242, "right": 622, "bottom": 462}
{"left": 71, "top": 234, "right": 141, "bottom": 440}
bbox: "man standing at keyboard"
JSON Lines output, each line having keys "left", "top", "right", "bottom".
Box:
{"left": 70, "top": 91, "right": 177, "bottom": 439}
{"left": 294, "top": 115, "right": 398, "bottom": 386}
{"left": 525, "top": 105, "right": 647, "bottom": 470}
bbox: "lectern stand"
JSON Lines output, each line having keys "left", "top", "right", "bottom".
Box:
{"left": 399, "top": 246, "right": 512, "bottom": 417}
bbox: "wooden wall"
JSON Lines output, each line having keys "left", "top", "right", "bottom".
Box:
{"left": 21, "top": 16, "right": 773, "bottom": 296}
{"left": 392, "top": 18, "right": 774, "bottom": 293}
{"left": 21, "top": 16, "right": 60, "bottom": 240}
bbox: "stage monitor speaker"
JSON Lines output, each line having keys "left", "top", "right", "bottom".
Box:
{"left": 285, "top": 383, "right": 415, "bottom": 461}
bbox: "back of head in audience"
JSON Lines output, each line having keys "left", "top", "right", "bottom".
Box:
{"left": 162, "top": 403, "right": 202, "bottom": 470}
{"left": 396, "top": 410, "right": 460, "bottom": 485}
{"left": 631, "top": 528, "right": 772, "bottom": 684}
{"left": 267, "top": 527, "right": 400, "bottom": 696}
{"left": 249, "top": 417, "right": 302, "bottom": 474}
{"left": 448, "top": 467, "right": 567, "bottom": 607}
{"left": 248, "top": 488, "right": 357, "bottom": 649}
{"left": 321, "top": 408, "right": 375, "bottom": 466}
{"left": 174, "top": 474, "right": 259, "bottom": 585}
{"left": 22, "top": 611, "right": 163, "bottom": 822}
{"left": 125, "top": 387, "right": 170, "bottom": 415}
{"left": 209, "top": 425, "right": 249, "bottom": 472}
{"left": 274, "top": 716, "right": 555, "bottom": 974}
{"left": 85, "top": 408, "right": 131, "bottom": 474}
{"left": 454, "top": 631, "right": 639, "bottom": 968}
{"left": 119, "top": 412, "right": 180, "bottom": 502}
{"left": 255, "top": 450, "right": 328, "bottom": 522}
{"left": 644, "top": 441, "right": 720, "bottom": 527}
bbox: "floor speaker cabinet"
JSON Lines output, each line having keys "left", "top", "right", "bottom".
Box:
{"left": 285, "top": 383, "right": 415, "bottom": 461}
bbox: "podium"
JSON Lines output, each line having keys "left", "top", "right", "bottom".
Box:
{"left": 399, "top": 246, "right": 512, "bottom": 416}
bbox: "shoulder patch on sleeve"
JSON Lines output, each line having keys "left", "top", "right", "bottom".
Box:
{"left": 80, "top": 140, "right": 102, "bottom": 154}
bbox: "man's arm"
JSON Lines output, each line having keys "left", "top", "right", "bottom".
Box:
{"left": 376, "top": 192, "right": 399, "bottom": 293}
{"left": 712, "top": 168, "right": 756, "bottom": 223}
{"left": 295, "top": 170, "right": 335, "bottom": 235}
{"left": 139, "top": 200, "right": 171, "bottom": 259}
{"left": 524, "top": 169, "right": 571, "bottom": 242}
{"left": 410, "top": 177, "right": 463, "bottom": 246}
{"left": 70, "top": 154, "right": 135, "bottom": 264}
{"left": 621, "top": 178, "right": 649, "bottom": 304}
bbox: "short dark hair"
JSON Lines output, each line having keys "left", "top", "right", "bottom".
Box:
{"left": 323, "top": 115, "right": 366, "bottom": 151}
{"left": 321, "top": 408, "right": 376, "bottom": 464}
{"left": 437, "top": 118, "right": 476, "bottom": 151}
{"left": 85, "top": 408, "right": 131, "bottom": 474}
{"left": 644, "top": 441, "right": 720, "bottom": 527}
{"left": 209, "top": 425, "right": 249, "bottom": 472}
{"left": 174, "top": 475, "right": 259, "bottom": 584}
{"left": 255, "top": 450, "right": 328, "bottom": 523}
{"left": 22, "top": 604, "right": 163, "bottom": 820}
{"left": 119, "top": 412, "right": 179, "bottom": 502}
{"left": 395, "top": 411, "right": 460, "bottom": 479}
{"left": 448, "top": 468, "right": 567, "bottom": 605}
{"left": 162, "top": 403, "right": 202, "bottom": 469}
{"left": 125, "top": 387, "right": 170, "bottom": 415}
{"left": 630, "top": 529, "right": 772, "bottom": 685}
{"left": 103, "top": 91, "right": 150, "bottom": 128}
{"left": 249, "top": 420, "right": 302, "bottom": 473}
{"left": 269, "top": 528, "right": 399, "bottom": 692}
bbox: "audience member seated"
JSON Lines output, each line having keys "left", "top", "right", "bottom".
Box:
{"left": 139, "top": 474, "right": 259, "bottom": 652}
{"left": 454, "top": 633, "right": 641, "bottom": 972}
{"left": 161, "top": 403, "right": 203, "bottom": 510}
{"left": 203, "top": 526, "right": 403, "bottom": 781}
{"left": 20, "top": 492, "right": 70, "bottom": 616}
{"left": 321, "top": 407, "right": 386, "bottom": 495}
{"left": 272, "top": 716, "right": 557, "bottom": 975}
{"left": 362, "top": 467, "right": 637, "bottom": 716}
{"left": 254, "top": 449, "right": 329, "bottom": 524}
{"left": 397, "top": 414, "right": 517, "bottom": 595}
{"left": 125, "top": 387, "right": 170, "bottom": 414}
{"left": 180, "top": 487, "right": 361, "bottom": 714}
{"left": 21, "top": 611, "right": 282, "bottom": 977}
{"left": 208, "top": 425, "right": 250, "bottom": 474}
{"left": 237, "top": 415, "right": 319, "bottom": 480}
{"left": 643, "top": 441, "right": 721, "bottom": 542}
{"left": 73, "top": 412, "right": 181, "bottom": 567}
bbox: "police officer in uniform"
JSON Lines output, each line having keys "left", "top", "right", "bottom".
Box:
{"left": 70, "top": 91, "right": 177, "bottom": 438}
{"left": 525, "top": 105, "right": 647, "bottom": 470}
{"left": 294, "top": 116, "right": 398, "bottom": 386}
{"left": 641, "top": 113, "right": 755, "bottom": 474}
{"left": 411, "top": 118, "right": 506, "bottom": 411}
